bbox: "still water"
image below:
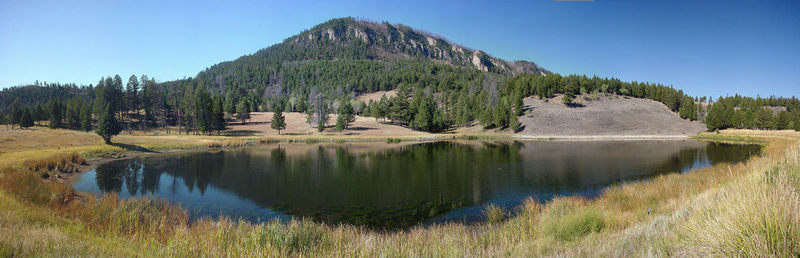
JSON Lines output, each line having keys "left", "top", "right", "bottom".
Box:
{"left": 72, "top": 140, "right": 760, "bottom": 230}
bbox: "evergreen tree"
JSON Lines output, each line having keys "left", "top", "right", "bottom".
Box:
{"left": 194, "top": 84, "right": 213, "bottom": 134}
{"left": 212, "top": 95, "right": 226, "bottom": 134}
{"left": 509, "top": 109, "right": 521, "bottom": 132}
{"left": 337, "top": 98, "right": 356, "bottom": 129}
{"left": 111, "top": 75, "right": 124, "bottom": 118}
{"left": 92, "top": 78, "right": 105, "bottom": 117}
{"left": 236, "top": 99, "right": 251, "bottom": 124}
{"left": 563, "top": 92, "right": 574, "bottom": 107}
{"left": 479, "top": 106, "right": 494, "bottom": 128}
{"left": 96, "top": 104, "right": 121, "bottom": 144}
{"left": 754, "top": 107, "right": 773, "bottom": 129}
{"left": 335, "top": 115, "right": 346, "bottom": 132}
{"left": 80, "top": 102, "right": 93, "bottom": 132}
{"left": 377, "top": 95, "right": 389, "bottom": 122}
{"left": 127, "top": 74, "right": 140, "bottom": 122}
{"left": 48, "top": 99, "right": 63, "bottom": 129}
{"left": 66, "top": 98, "right": 82, "bottom": 129}
{"left": 318, "top": 118, "right": 325, "bottom": 132}
{"left": 412, "top": 95, "right": 434, "bottom": 131}
{"left": 19, "top": 108, "right": 33, "bottom": 129}
{"left": 33, "top": 104, "right": 44, "bottom": 126}
{"left": 493, "top": 100, "right": 509, "bottom": 128}
{"left": 389, "top": 86, "right": 410, "bottom": 124}
{"left": 513, "top": 93, "right": 524, "bottom": 115}
{"left": 705, "top": 102, "right": 731, "bottom": 131}
{"left": 271, "top": 109, "right": 286, "bottom": 134}
{"left": 9, "top": 99, "right": 21, "bottom": 129}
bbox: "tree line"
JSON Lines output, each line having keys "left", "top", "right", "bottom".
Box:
{"left": 5, "top": 70, "right": 800, "bottom": 137}
{"left": 704, "top": 95, "right": 800, "bottom": 131}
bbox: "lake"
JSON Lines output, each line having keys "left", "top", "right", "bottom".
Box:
{"left": 72, "top": 140, "right": 760, "bottom": 230}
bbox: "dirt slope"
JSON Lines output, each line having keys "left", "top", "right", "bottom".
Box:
{"left": 517, "top": 94, "right": 706, "bottom": 136}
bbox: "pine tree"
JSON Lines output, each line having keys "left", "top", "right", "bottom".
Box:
{"left": 335, "top": 115, "right": 346, "bottom": 132}
{"left": 48, "top": 99, "right": 63, "bottom": 129}
{"left": 563, "top": 92, "right": 574, "bottom": 107}
{"left": 96, "top": 104, "right": 121, "bottom": 144}
{"left": 705, "top": 102, "right": 732, "bottom": 131}
{"left": 80, "top": 102, "right": 93, "bottom": 132}
{"left": 271, "top": 109, "right": 286, "bottom": 135}
{"left": 194, "top": 85, "right": 213, "bottom": 134}
{"left": 338, "top": 98, "right": 355, "bottom": 129}
{"left": 509, "top": 109, "right": 521, "bottom": 132}
{"left": 754, "top": 107, "right": 773, "bottom": 129}
{"left": 412, "top": 96, "right": 434, "bottom": 131}
{"left": 389, "top": 86, "right": 410, "bottom": 125}
{"left": 212, "top": 95, "right": 226, "bottom": 134}
{"left": 513, "top": 93, "right": 524, "bottom": 116}
{"left": 127, "top": 75, "right": 140, "bottom": 120}
{"left": 19, "top": 108, "right": 33, "bottom": 129}
{"left": 9, "top": 99, "right": 21, "bottom": 129}
{"left": 236, "top": 99, "right": 251, "bottom": 124}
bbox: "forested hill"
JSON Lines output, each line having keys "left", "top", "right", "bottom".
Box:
{"left": 192, "top": 17, "right": 548, "bottom": 93}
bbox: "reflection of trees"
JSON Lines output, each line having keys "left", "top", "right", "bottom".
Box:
{"left": 89, "top": 141, "right": 760, "bottom": 230}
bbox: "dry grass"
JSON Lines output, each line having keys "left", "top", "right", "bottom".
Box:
{"left": 0, "top": 129, "right": 797, "bottom": 256}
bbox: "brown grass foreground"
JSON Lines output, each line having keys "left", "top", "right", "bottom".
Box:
{"left": 0, "top": 129, "right": 798, "bottom": 256}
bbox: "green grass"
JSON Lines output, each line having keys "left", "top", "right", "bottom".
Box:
{"left": 542, "top": 205, "right": 606, "bottom": 241}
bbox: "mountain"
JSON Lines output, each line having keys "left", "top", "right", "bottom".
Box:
{"left": 285, "top": 18, "right": 548, "bottom": 74}
{"left": 192, "top": 17, "right": 548, "bottom": 93}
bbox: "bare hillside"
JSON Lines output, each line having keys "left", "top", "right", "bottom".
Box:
{"left": 518, "top": 94, "right": 706, "bottom": 136}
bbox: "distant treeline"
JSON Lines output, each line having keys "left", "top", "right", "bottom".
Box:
{"left": 2, "top": 64, "right": 799, "bottom": 134}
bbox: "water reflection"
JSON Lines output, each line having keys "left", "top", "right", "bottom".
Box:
{"left": 73, "top": 140, "right": 760, "bottom": 230}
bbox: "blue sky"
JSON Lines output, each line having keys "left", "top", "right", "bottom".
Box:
{"left": 1, "top": 0, "right": 798, "bottom": 98}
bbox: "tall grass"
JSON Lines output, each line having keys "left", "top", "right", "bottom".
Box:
{"left": 483, "top": 204, "right": 506, "bottom": 224}
{"left": 677, "top": 149, "right": 800, "bottom": 256}
{"left": 22, "top": 152, "right": 85, "bottom": 174}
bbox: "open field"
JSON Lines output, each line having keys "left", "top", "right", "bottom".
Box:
{"left": 0, "top": 129, "right": 797, "bottom": 256}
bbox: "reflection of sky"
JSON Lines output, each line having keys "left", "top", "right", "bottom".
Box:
{"left": 73, "top": 169, "right": 289, "bottom": 223}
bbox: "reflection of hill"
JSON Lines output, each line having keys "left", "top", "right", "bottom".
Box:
{"left": 91, "top": 141, "right": 760, "bottom": 229}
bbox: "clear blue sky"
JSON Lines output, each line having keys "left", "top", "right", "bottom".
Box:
{"left": 1, "top": 0, "right": 798, "bottom": 98}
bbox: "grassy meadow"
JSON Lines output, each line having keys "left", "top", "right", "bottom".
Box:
{"left": 0, "top": 127, "right": 798, "bottom": 256}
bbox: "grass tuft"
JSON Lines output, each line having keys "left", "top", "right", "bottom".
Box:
{"left": 541, "top": 200, "right": 606, "bottom": 241}
{"left": 483, "top": 204, "right": 506, "bottom": 224}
